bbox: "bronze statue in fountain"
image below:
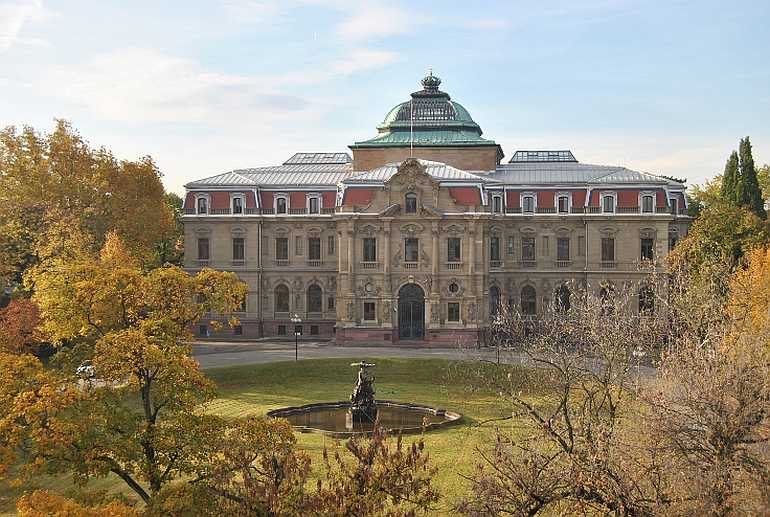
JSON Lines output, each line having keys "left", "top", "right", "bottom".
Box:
{"left": 348, "top": 361, "right": 377, "bottom": 425}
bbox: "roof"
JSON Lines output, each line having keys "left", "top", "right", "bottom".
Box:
{"left": 283, "top": 152, "right": 352, "bottom": 165}
{"left": 510, "top": 150, "right": 577, "bottom": 163}
{"left": 185, "top": 163, "right": 353, "bottom": 188}
{"left": 352, "top": 130, "right": 499, "bottom": 147}
{"left": 490, "top": 162, "right": 681, "bottom": 187}
{"left": 343, "top": 159, "right": 499, "bottom": 184}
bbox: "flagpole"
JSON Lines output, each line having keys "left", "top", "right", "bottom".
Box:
{"left": 410, "top": 98, "right": 414, "bottom": 157}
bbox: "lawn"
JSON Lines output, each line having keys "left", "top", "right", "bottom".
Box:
{"left": 0, "top": 357, "right": 550, "bottom": 515}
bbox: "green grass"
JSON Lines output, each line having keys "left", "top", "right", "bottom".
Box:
{"left": 1, "top": 358, "right": 550, "bottom": 515}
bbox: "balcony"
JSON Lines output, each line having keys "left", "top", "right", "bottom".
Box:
{"left": 601, "top": 261, "right": 617, "bottom": 269}
{"left": 197, "top": 259, "right": 209, "bottom": 267}
{"left": 519, "top": 260, "right": 536, "bottom": 268}
{"left": 274, "top": 259, "right": 289, "bottom": 267}
{"left": 231, "top": 259, "right": 245, "bottom": 267}
{"left": 307, "top": 259, "right": 322, "bottom": 267}
{"left": 617, "top": 206, "right": 640, "bottom": 214}
{"left": 360, "top": 261, "right": 379, "bottom": 270}
{"left": 322, "top": 207, "right": 336, "bottom": 215}
{"left": 403, "top": 262, "right": 419, "bottom": 270}
{"left": 445, "top": 262, "right": 463, "bottom": 270}
{"left": 490, "top": 260, "right": 503, "bottom": 270}
{"left": 556, "top": 260, "right": 571, "bottom": 268}
{"left": 288, "top": 208, "right": 306, "bottom": 215}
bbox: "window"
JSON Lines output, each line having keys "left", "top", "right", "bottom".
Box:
{"left": 639, "top": 285, "right": 655, "bottom": 315}
{"left": 601, "top": 237, "right": 615, "bottom": 262}
{"left": 310, "top": 325, "right": 319, "bottom": 336}
{"left": 233, "top": 325, "right": 243, "bottom": 336}
{"left": 276, "top": 237, "right": 288, "bottom": 260}
{"left": 489, "top": 286, "right": 501, "bottom": 317}
{"left": 522, "top": 237, "right": 535, "bottom": 261}
{"left": 507, "top": 236, "right": 514, "bottom": 255}
{"left": 307, "top": 284, "right": 322, "bottom": 313}
{"left": 492, "top": 195, "right": 503, "bottom": 213}
{"left": 522, "top": 195, "right": 535, "bottom": 214}
{"left": 295, "top": 236, "right": 303, "bottom": 255}
{"left": 405, "top": 238, "right": 419, "bottom": 262}
{"left": 275, "top": 285, "right": 289, "bottom": 312}
{"left": 294, "top": 325, "right": 303, "bottom": 336}
{"left": 405, "top": 193, "right": 417, "bottom": 214}
{"left": 277, "top": 324, "right": 286, "bottom": 336}
{"left": 197, "top": 197, "right": 208, "bottom": 214}
{"left": 328, "top": 296, "right": 335, "bottom": 310}
{"left": 275, "top": 197, "right": 287, "bottom": 214}
{"left": 199, "top": 324, "right": 208, "bottom": 337}
{"left": 641, "top": 238, "right": 654, "bottom": 260}
{"left": 363, "top": 302, "right": 376, "bottom": 321}
{"left": 558, "top": 195, "right": 569, "bottom": 214}
{"left": 578, "top": 236, "right": 586, "bottom": 256}
{"left": 447, "top": 237, "right": 461, "bottom": 262}
{"left": 670, "top": 197, "right": 679, "bottom": 215}
{"left": 557, "top": 237, "right": 570, "bottom": 261}
{"left": 363, "top": 237, "right": 377, "bottom": 262}
{"left": 232, "top": 196, "right": 243, "bottom": 214}
{"left": 197, "top": 238, "right": 209, "bottom": 260}
{"left": 641, "top": 194, "right": 654, "bottom": 214}
{"left": 602, "top": 194, "right": 615, "bottom": 213}
{"left": 555, "top": 285, "right": 571, "bottom": 312}
{"left": 308, "top": 237, "right": 321, "bottom": 260}
{"left": 490, "top": 236, "right": 500, "bottom": 262}
{"left": 308, "top": 196, "right": 320, "bottom": 214}
{"left": 448, "top": 302, "right": 460, "bottom": 322}
{"left": 521, "top": 286, "right": 536, "bottom": 315}
{"left": 328, "top": 235, "right": 336, "bottom": 255}
{"left": 232, "top": 237, "right": 244, "bottom": 261}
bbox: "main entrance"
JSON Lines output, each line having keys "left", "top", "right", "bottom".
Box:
{"left": 398, "top": 283, "right": 425, "bottom": 340}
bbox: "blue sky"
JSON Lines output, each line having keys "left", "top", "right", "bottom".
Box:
{"left": 1, "top": 0, "right": 769, "bottom": 194}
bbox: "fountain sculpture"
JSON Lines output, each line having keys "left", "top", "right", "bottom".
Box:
{"left": 348, "top": 361, "right": 378, "bottom": 425}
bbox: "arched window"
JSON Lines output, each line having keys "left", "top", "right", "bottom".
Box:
{"left": 521, "top": 285, "right": 537, "bottom": 315}
{"left": 405, "top": 193, "right": 417, "bottom": 214}
{"left": 489, "top": 286, "right": 501, "bottom": 318}
{"left": 307, "top": 284, "right": 322, "bottom": 313}
{"left": 275, "top": 196, "right": 287, "bottom": 214}
{"left": 555, "top": 285, "right": 571, "bottom": 312}
{"left": 197, "top": 196, "right": 208, "bottom": 214}
{"left": 275, "top": 284, "right": 289, "bottom": 312}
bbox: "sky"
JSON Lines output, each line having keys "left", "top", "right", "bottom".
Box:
{"left": 1, "top": 0, "right": 769, "bottom": 195}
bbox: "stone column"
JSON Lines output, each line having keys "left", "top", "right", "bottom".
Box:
{"left": 431, "top": 222, "right": 439, "bottom": 290}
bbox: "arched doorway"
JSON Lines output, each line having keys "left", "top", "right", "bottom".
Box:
{"left": 398, "top": 283, "right": 425, "bottom": 340}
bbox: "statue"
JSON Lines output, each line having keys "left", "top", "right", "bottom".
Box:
{"left": 348, "top": 361, "right": 377, "bottom": 424}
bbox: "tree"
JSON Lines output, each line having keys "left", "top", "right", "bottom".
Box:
{"left": 17, "top": 490, "right": 138, "bottom": 517}
{"left": 721, "top": 151, "right": 740, "bottom": 204}
{"left": 1, "top": 234, "right": 247, "bottom": 506}
{"left": 736, "top": 136, "right": 766, "bottom": 218}
{"left": 155, "top": 192, "right": 184, "bottom": 266}
{"left": 728, "top": 246, "right": 770, "bottom": 339}
{"left": 0, "top": 299, "right": 44, "bottom": 355}
{"left": 690, "top": 175, "right": 723, "bottom": 216}
{"left": 757, "top": 163, "right": 770, "bottom": 205}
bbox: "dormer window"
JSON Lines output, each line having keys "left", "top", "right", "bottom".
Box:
{"left": 670, "top": 197, "right": 679, "bottom": 215}
{"left": 492, "top": 195, "right": 503, "bottom": 213}
{"left": 641, "top": 194, "right": 654, "bottom": 214}
{"left": 602, "top": 193, "right": 616, "bottom": 213}
{"left": 275, "top": 196, "right": 287, "bottom": 214}
{"left": 308, "top": 195, "right": 320, "bottom": 214}
{"left": 522, "top": 194, "right": 536, "bottom": 214}
{"left": 405, "top": 193, "right": 417, "bottom": 214}
{"left": 232, "top": 195, "right": 244, "bottom": 214}
{"left": 557, "top": 194, "right": 569, "bottom": 214}
{"left": 196, "top": 196, "right": 208, "bottom": 214}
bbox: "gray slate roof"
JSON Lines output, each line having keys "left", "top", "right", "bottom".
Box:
{"left": 185, "top": 163, "right": 353, "bottom": 188}
{"left": 283, "top": 153, "right": 351, "bottom": 165}
{"left": 489, "top": 162, "right": 680, "bottom": 187}
{"left": 343, "top": 159, "right": 499, "bottom": 184}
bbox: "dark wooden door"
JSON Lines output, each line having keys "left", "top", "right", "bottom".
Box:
{"left": 398, "top": 284, "right": 424, "bottom": 340}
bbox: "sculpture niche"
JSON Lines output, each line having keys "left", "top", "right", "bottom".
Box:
{"left": 348, "top": 361, "right": 378, "bottom": 426}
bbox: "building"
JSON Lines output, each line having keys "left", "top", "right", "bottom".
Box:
{"left": 182, "top": 73, "right": 691, "bottom": 345}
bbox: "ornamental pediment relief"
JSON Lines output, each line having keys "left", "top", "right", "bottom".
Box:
{"left": 400, "top": 223, "right": 424, "bottom": 236}
{"left": 443, "top": 224, "right": 465, "bottom": 236}
{"left": 359, "top": 224, "right": 380, "bottom": 236}
{"left": 386, "top": 158, "right": 438, "bottom": 189}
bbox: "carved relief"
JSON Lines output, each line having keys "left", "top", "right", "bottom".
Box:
{"left": 360, "top": 224, "right": 379, "bottom": 236}
{"left": 400, "top": 223, "right": 424, "bottom": 236}
{"left": 327, "top": 275, "right": 337, "bottom": 291}
{"left": 430, "top": 301, "right": 440, "bottom": 323}
{"left": 444, "top": 224, "right": 465, "bottom": 236}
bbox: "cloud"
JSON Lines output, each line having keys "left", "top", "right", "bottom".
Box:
{"left": 0, "top": 0, "right": 52, "bottom": 53}
{"left": 220, "top": 0, "right": 283, "bottom": 23}
{"left": 335, "top": 2, "right": 414, "bottom": 41}
{"left": 331, "top": 48, "right": 400, "bottom": 75}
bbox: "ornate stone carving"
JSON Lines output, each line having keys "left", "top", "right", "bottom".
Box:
{"left": 292, "top": 278, "right": 303, "bottom": 291}
{"left": 467, "top": 302, "right": 477, "bottom": 322}
{"left": 347, "top": 302, "right": 355, "bottom": 321}
{"left": 400, "top": 223, "right": 424, "bottom": 236}
{"left": 430, "top": 301, "right": 440, "bottom": 323}
{"left": 327, "top": 275, "right": 337, "bottom": 291}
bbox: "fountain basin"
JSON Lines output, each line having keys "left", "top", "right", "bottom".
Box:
{"left": 267, "top": 400, "right": 462, "bottom": 438}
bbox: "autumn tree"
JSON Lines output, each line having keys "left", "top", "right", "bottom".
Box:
{"left": 0, "top": 298, "right": 44, "bottom": 355}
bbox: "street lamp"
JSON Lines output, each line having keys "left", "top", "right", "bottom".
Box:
{"left": 291, "top": 313, "right": 302, "bottom": 361}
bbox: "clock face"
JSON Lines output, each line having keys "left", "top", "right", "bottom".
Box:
{"left": 365, "top": 282, "right": 374, "bottom": 293}
{"left": 448, "top": 282, "right": 459, "bottom": 294}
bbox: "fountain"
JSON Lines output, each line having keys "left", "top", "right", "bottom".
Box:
{"left": 267, "top": 362, "right": 461, "bottom": 437}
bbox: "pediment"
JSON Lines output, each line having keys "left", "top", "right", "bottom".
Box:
{"left": 386, "top": 158, "right": 438, "bottom": 190}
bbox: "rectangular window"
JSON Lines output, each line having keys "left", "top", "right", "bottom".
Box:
{"left": 233, "top": 325, "right": 243, "bottom": 336}
{"left": 276, "top": 237, "right": 288, "bottom": 260}
{"left": 558, "top": 195, "right": 569, "bottom": 214}
{"left": 197, "top": 238, "right": 209, "bottom": 260}
{"left": 522, "top": 237, "right": 535, "bottom": 261}
{"left": 557, "top": 237, "right": 570, "bottom": 261}
{"left": 447, "top": 237, "right": 461, "bottom": 262}
{"left": 602, "top": 195, "right": 615, "bottom": 213}
{"left": 642, "top": 195, "right": 654, "bottom": 213}
{"left": 309, "top": 197, "right": 320, "bottom": 214}
{"left": 328, "top": 235, "right": 336, "bottom": 255}
{"left": 490, "top": 236, "right": 500, "bottom": 261}
{"left": 276, "top": 197, "right": 287, "bottom": 214}
{"left": 310, "top": 325, "right": 319, "bottom": 336}
{"left": 601, "top": 237, "right": 615, "bottom": 262}
{"left": 670, "top": 198, "right": 679, "bottom": 215}
{"left": 492, "top": 196, "right": 502, "bottom": 213}
{"left": 295, "top": 236, "right": 303, "bottom": 255}
{"left": 328, "top": 296, "right": 335, "bottom": 310}
{"left": 308, "top": 237, "right": 321, "bottom": 260}
{"left": 405, "top": 238, "right": 419, "bottom": 262}
{"left": 641, "top": 238, "right": 654, "bottom": 260}
{"left": 277, "top": 324, "right": 286, "bottom": 336}
{"left": 232, "top": 237, "right": 244, "bottom": 261}
{"left": 199, "top": 324, "right": 208, "bottom": 336}
{"left": 507, "top": 236, "right": 514, "bottom": 255}
{"left": 363, "top": 302, "right": 376, "bottom": 321}
{"left": 197, "top": 197, "right": 207, "bottom": 214}
{"left": 232, "top": 197, "right": 243, "bottom": 214}
{"left": 363, "top": 237, "right": 377, "bottom": 262}
{"left": 578, "top": 236, "right": 585, "bottom": 256}
{"left": 448, "top": 302, "right": 460, "bottom": 322}
{"left": 523, "top": 196, "right": 535, "bottom": 214}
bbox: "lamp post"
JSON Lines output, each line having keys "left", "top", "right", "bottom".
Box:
{"left": 291, "top": 313, "right": 302, "bottom": 361}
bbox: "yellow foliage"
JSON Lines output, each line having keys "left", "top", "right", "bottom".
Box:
{"left": 17, "top": 490, "right": 138, "bottom": 517}
{"left": 729, "top": 246, "right": 770, "bottom": 338}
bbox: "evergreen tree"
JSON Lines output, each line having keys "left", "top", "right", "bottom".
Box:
{"left": 736, "top": 136, "right": 766, "bottom": 218}
{"left": 720, "top": 150, "right": 739, "bottom": 204}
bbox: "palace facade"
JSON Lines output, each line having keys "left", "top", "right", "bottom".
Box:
{"left": 182, "top": 73, "right": 691, "bottom": 345}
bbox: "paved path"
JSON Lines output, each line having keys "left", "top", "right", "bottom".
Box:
{"left": 191, "top": 340, "right": 656, "bottom": 379}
